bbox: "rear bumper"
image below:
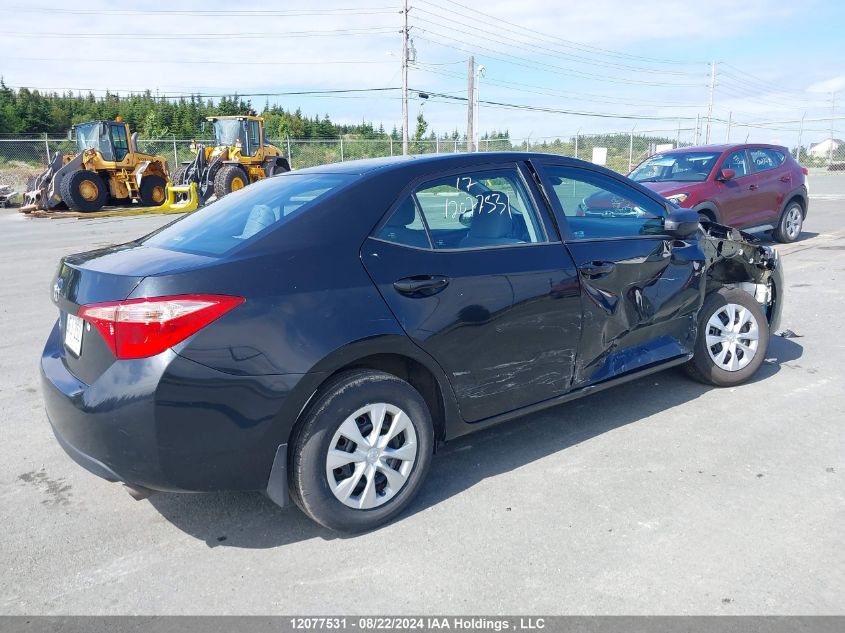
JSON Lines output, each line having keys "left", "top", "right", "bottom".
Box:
{"left": 40, "top": 320, "right": 308, "bottom": 495}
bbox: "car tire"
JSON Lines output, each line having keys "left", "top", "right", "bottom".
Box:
{"left": 290, "top": 369, "right": 434, "bottom": 533}
{"left": 773, "top": 201, "right": 803, "bottom": 243}
{"left": 59, "top": 170, "right": 108, "bottom": 213}
{"left": 138, "top": 174, "right": 167, "bottom": 207}
{"left": 213, "top": 164, "right": 249, "bottom": 199}
{"left": 685, "top": 287, "right": 769, "bottom": 387}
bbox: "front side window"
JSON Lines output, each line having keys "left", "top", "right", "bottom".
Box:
{"left": 142, "top": 173, "right": 355, "bottom": 256}
{"left": 722, "top": 151, "right": 750, "bottom": 178}
{"left": 411, "top": 169, "right": 546, "bottom": 249}
{"left": 543, "top": 165, "right": 665, "bottom": 240}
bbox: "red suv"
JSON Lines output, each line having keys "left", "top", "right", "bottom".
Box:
{"left": 627, "top": 143, "right": 809, "bottom": 243}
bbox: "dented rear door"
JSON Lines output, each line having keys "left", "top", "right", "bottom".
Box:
{"left": 535, "top": 161, "right": 706, "bottom": 387}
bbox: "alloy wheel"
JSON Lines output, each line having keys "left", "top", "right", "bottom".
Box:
{"left": 784, "top": 206, "right": 803, "bottom": 240}
{"left": 705, "top": 303, "right": 760, "bottom": 372}
{"left": 326, "top": 403, "right": 418, "bottom": 510}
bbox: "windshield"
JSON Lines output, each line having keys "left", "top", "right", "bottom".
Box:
{"left": 630, "top": 151, "right": 721, "bottom": 183}
{"left": 75, "top": 122, "right": 114, "bottom": 160}
{"left": 141, "top": 172, "right": 356, "bottom": 256}
{"left": 212, "top": 119, "right": 243, "bottom": 147}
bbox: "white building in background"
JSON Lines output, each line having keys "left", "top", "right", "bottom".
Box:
{"left": 808, "top": 138, "right": 844, "bottom": 157}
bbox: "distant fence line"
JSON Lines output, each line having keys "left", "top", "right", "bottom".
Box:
{"left": 1, "top": 127, "right": 843, "bottom": 194}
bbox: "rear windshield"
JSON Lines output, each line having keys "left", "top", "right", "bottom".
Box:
{"left": 141, "top": 172, "right": 354, "bottom": 256}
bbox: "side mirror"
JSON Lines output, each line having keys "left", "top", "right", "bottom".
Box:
{"left": 717, "top": 168, "right": 735, "bottom": 181}
{"left": 664, "top": 208, "right": 700, "bottom": 239}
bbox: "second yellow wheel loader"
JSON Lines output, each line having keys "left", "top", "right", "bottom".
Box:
{"left": 172, "top": 115, "right": 290, "bottom": 205}
{"left": 21, "top": 118, "right": 170, "bottom": 213}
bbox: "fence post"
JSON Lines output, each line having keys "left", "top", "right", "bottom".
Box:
{"left": 574, "top": 130, "right": 579, "bottom": 159}
{"left": 389, "top": 136, "right": 393, "bottom": 156}
{"left": 340, "top": 136, "right": 344, "bottom": 162}
{"left": 676, "top": 120, "right": 681, "bottom": 148}
{"left": 286, "top": 135, "right": 292, "bottom": 166}
{"left": 628, "top": 126, "right": 635, "bottom": 172}
{"left": 172, "top": 135, "right": 178, "bottom": 166}
{"left": 436, "top": 137, "right": 439, "bottom": 153}
{"left": 44, "top": 132, "right": 50, "bottom": 162}
{"left": 455, "top": 139, "right": 458, "bottom": 153}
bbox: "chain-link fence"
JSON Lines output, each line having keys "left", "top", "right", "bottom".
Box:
{"left": 2, "top": 125, "right": 843, "bottom": 203}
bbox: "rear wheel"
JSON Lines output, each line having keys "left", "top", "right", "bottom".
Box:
{"left": 774, "top": 201, "right": 803, "bottom": 243}
{"left": 59, "top": 170, "right": 107, "bottom": 213}
{"left": 213, "top": 164, "right": 249, "bottom": 199}
{"left": 290, "top": 370, "right": 434, "bottom": 533}
{"left": 685, "top": 287, "right": 769, "bottom": 387}
{"left": 138, "top": 175, "right": 167, "bottom": 207}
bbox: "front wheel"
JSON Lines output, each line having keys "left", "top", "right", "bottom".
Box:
{"left": 685, "top": 287, "right": 769, "bottom": 387}
{"left": 290, "top": 370, "right": 434, "bottom": 533}
{"left": 138, "top": 175, "right": 167, "bottom": 207}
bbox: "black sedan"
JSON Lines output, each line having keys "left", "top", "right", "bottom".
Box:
{"left": 41, "top": 153, "right": 784, "bottom": 532}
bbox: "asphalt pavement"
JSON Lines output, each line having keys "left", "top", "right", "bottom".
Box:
{"left": 1, "top": 175, "right": 843, "bottom": 615}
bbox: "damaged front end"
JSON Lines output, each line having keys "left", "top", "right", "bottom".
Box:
{"left": 700, "top": 220, "right": 784, "bottom": 331}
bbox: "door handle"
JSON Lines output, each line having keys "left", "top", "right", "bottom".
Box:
{"left": 780, "top": 175, "right": 791, "bottom": 182}
{"left": 748, "top": 184, "right": 758, "bottom": 191}
{"left": 393, "top": 275, "right": 450, "bottom": 296}
{"left": 579, "top": 261, "right": 616, "bottom": 278}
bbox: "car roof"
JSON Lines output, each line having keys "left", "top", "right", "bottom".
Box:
{"left": 663, "top": 143, "right": 788, "bottom": 154}
{"left": 289, "top": 152, "right": 581, "bottom": 176}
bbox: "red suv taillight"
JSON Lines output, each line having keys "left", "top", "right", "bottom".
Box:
{"left": 78, "top": 294, "right": 245, "bottom": 360}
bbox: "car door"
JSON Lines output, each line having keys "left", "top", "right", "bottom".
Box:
{"left": 534, "top": 160, "right": 706, "bottom": 388}
{"left": 749, "top": 147, "right": 790, "bottom": 225}
{"left": 361, "top": 163, "right": 582, "bottom": 423}
{"left": 715, "top": 149, "right": 765, "bottom": 227}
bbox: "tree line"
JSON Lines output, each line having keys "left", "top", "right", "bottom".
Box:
{"left": 0, "top": 81, "right": 512, "bottom": 144}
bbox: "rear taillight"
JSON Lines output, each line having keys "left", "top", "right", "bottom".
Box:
{"left": 78, "top": 294, "right": 244, "bottom": 360}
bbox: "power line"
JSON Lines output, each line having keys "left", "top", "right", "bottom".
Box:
{"left": 4, "top": 56, "right": 395, "bottom": 67}
{"left": 419, "top": 0, "right": 704, "bottom": 66}
{"left": 1, "top": 27, "right": 397, "bottom": 40}
{"left": 8, "top": 5, "right": 401, "bottom": 17}
{"left": 414, "top": 32, "right": 703, "bottom": 87}
{"left": 411, "top": 64, "right": 704, "bottom": 108}
{"left": 413, "top": 6, "right": 702, "bottom": 77}
{"left": 4, "top": 86, "right": 402, "bottom": 99}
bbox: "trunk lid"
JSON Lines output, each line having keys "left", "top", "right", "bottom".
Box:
{"left": 52, "top": 243, "right": 218, "bottom": 384}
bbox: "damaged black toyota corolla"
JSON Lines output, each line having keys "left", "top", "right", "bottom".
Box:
{"left": 41, "top": 153, "right": 783, "bottom": 532}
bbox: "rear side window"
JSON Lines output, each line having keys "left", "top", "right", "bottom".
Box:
{"left": 750, "top": 148, "right": 785, "bottom": 171}
{"left": 142, "top": 173, "right": 354, "bottom": 256}
{"left": 375, "top": 197, "right": 431, "bottom": 249}
{"left": 416, "top": 169, "right": 547, "bottom": 249}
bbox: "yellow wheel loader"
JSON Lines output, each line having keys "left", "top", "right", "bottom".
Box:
{"left": 172, "top": 115, "right": 290, "bottom": 205}
{"left": 21, "top": 118, "right": 170, "bottom": 213}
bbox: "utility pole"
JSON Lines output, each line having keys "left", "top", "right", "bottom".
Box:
{"left": 797, "top": 112, "right": 805, "bottom": 162}
{"left": 466, "top": 56, "right": 475, "bottom": 153}
{"left": 725, "top": 111, "right": 732, "bottom": 142}
{"left": 401, "top": 0, "right": 409, "bottom": 155}
{"left": 705, "top": 60, "right": 716, "bottom": 144}
{"left": 830, "top": 92, "right": 837, "bottom": 165}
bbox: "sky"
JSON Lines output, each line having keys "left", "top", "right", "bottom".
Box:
{"left": 1, "top": 0, "right": 844, "bottom": 148}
